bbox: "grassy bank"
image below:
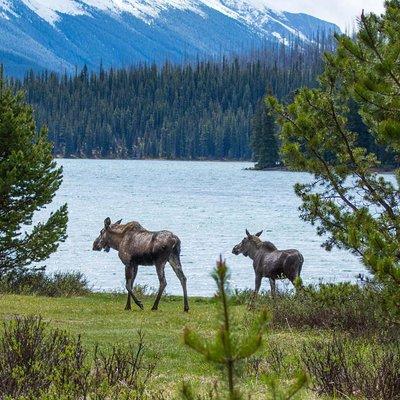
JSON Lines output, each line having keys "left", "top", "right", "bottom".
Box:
{"left": 0, "top": 290, "right": 398, "bottom": 399}
{"left": 0, "top": 294, "right": 224, "bottom": 379}
{"left": 0, "top": 293, "right": 311, "bottom": 396}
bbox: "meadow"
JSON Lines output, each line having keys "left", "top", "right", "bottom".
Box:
{"left": 1, "top": 282, "right": 397, "bottom": 399}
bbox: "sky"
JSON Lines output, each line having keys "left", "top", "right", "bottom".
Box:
{"left": 265, "top": 0, "right": 386, "bottom": 31}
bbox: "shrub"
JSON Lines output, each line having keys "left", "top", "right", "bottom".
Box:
{"left": 302, "top": 335, "right": 400, "bottom": 399}
{"left": 92, "top": 331, "right": 155, "bottom": 399}
{"left": 0, "top": 316, "right": 156, "bottom": 399}
{"left": 273, "top": 282, "right": 382, "bottom": 333}
{"left": 246, "top": 340, "right": 296, "bottom": 380}
{"left": 0, "top": 316, "right": 87, "bottom": 398}
{"left": 0, "top": 271, "right": 91, "bottom": 297}
{"left": 232, "top": 281, "right": 387, "bottom": 334}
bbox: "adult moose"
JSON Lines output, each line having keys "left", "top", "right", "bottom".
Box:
{"left": 93, "top": 218, "right": 189, "bottom": 312}
{"left": 232, "top": 230, "right": 303, "bottom": 297}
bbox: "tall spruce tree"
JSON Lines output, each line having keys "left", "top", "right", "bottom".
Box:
{"left": 268, "top": 1, "right": 400, "bottom": 319}
{"left": 0, "top": 71, "right": 68, "bottom": 276}
{"left": 251, "top": 100, "right": 279, "bottom": 169}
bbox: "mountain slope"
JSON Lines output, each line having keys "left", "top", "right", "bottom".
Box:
{"left": 0, "top": 0, "right": 339, "bottom": 76}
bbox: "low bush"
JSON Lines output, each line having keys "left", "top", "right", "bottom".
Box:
{"left": 272, "top": 282, "right": 383, "bottom": 333}
{"left": 0, "top": 316, "right": 156, "bottom": 400}
{"left": 0, "top": 271, "right": 91, "bottom": 297}
{"left": 302, "top": 335, "right": 400, "bottom": 399}
{"left": 233, "top": 281, "right": 387, "bottom": 334}
{"left": 246, "top": 339, "right": 296, "bottom": 380}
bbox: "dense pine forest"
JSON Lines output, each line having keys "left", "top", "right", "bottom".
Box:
{"left": 9, "top": 36, "right": 394, "bottom": 165}
{"left": 9, "top": 38, "right": 326, "bottom": 160}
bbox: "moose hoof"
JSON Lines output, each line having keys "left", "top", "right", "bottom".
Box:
{"left": 125, "top": 306, "right": 131, "bottom": 311}
{"left": 184, "top": 307, "right": 189, "bottom": 313}
{"left": 151, "top": 306, "right": 158, "bottom": 311}
{"left": 137, "top": 303, "right": 144, "bottom": 310}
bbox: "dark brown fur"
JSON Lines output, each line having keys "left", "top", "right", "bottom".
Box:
{"left": 232, "top": 229, "right": 303, "bottom": 297}
{"left": 93, "top": 218, "right": 189, "bottom": 312}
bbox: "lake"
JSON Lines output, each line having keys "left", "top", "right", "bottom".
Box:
{"left": 43, "top": 159, "right": 365, "bottom": 296}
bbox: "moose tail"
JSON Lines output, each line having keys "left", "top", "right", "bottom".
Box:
{"left": 169, "top": 236, "right": 182, "bottom": 268}
{"left": 172, "top": 237, "right": 181, "bottom": 257}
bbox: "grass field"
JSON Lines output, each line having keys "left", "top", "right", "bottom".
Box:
{"left": 0, "top": 292, "right": 315, "bottom": 398}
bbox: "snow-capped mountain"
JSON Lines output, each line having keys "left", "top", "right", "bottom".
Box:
{"left": 0, "top": 0, "right": 339, "bottom": 77}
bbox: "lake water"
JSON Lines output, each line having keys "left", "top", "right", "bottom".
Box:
{"left": 43, "top": 159, "right": 365, "bottom": 296}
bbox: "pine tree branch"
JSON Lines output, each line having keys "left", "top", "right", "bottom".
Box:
{"left": 279, "top": 108, "right": 359, "bottom": 212}
{"left": 360, "top": 11, "right": 400, "bottom": 90}
{"left": 327, "top": 98, "right": 399, "bottom": 227}
{"left": 353, "top": 88, "right": 398, "bottom": 113}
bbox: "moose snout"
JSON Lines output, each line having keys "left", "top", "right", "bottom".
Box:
{"left": 232, "top": 245, "right": 240, "bottom": 255}
{"left": 92, "top": 241, "right": 101, "bottom": 251}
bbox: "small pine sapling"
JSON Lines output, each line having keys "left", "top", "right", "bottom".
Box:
{"left": 183, "top": 256, "right": 307, "bottom": 400}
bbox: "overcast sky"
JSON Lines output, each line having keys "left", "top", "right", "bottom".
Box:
{"left": 266, "top": 0, "right": 386, "bottom": 31}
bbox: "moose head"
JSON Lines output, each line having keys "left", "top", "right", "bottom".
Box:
{"left": 92, "top": 217, "right": 122, "bottom": 252}
{"left": 232, "top": 229, "right": 263, "bottom": 257}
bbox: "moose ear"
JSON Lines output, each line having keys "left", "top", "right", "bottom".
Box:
{"left": 245, "top": 229, "right": 251, "bottom": 238}
{"left": 115, "top": 219, "right": 122, "bottom": 225}
{"left": 104, "top": 217, "right": 111, "bottom": 229}
{"left": 255, "top": 230, "right": 263, "bottom": 237}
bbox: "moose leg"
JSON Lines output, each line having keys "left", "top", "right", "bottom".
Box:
{"left": 152, "top": 262, "right": 167, "bottom": 311}
{"left": 125, "top": 264, "right": 143, "bottom": 311}
{"left": 125, "top": 265, "right": 133, "bottom": 310}
{"left": 250, "top": 274, "right": 262, "bottom": 307}
{"left": 169, "top": 257, "right": 189, "bottom": 312}
{"left": 269, "top": 278, "right": 276, "bottom": 298}
{"left": 254, "top": 275, "right": 262, "bottom": 296}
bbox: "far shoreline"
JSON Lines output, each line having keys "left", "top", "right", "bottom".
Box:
{"left": 54, "top": 156, "right": 397, "bottom": 173}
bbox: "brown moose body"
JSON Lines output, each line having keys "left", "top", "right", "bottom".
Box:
{"left": 232, "top": 229, "right": 303, "bottom": 296}
{"left": 93, "top": 218, "right": 189, "bottom": 312}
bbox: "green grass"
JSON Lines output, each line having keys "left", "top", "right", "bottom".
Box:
{"left": 0, "top": 293, "right": 319, "bottom": 398}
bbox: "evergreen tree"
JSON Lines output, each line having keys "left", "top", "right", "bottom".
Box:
{"left": 251, "top": 100, "right": 279, "bottom": 169}
{"left": 268, "top": 1, "right": 400, "bottom": 319}
{"left": 0, "top": 71, "right": 68, "bottom": 276}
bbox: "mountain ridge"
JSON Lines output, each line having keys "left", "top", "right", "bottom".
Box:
{"left": 0, "top": 0, "right": 339, "bottom": 77}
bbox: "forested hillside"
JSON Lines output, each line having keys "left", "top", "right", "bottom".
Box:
{"left": 9, "top": 38, "right": 327, "bottom": 160}
{"left": 10, "top": 37, "right": 393, "bottom": 165}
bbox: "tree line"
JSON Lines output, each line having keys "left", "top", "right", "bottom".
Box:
{"left": 8, "top": 34, "right": 394, "bottom": 167}
{"left": 8, "top": 37, "right": 332, "bottom": 161}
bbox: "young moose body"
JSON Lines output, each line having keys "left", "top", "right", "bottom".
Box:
{"left": 232, "top": 230, "right": 303, "bottom": 296}
{"left": 93, "top": 218, "right": 189, "bottom": 312}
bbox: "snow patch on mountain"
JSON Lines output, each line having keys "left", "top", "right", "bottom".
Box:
{"left": 271, "top": 31, "right": 288, "bottom": 45}
{"left": 0, "top": 0, "right": 329, "bottom": 42}
{"left": 0, "top": 0, "right": 16, "bottom": 19}
{"left": 14, "top": 0, "right": 205, "bottom": 25}
{"left": 203, "top": 1, "right": 306, "bottom": 40}
{"left": 20, "top": 0, "right": 87, "bottom": 24}
{"left": 83, "top": 0, "right": 203, "bottom": 22}
{"left": 200, "top": 0, "right": 241, "bottom": 20}
{"left": 203, "top": 0, "right": 282, "bottom": 21}
{"left": 1, "top": 0, "right": 294, "bottom": 28}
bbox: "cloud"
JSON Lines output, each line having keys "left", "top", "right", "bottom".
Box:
{"left": 265, "top": 0, "right": 385, "bottom": 30}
